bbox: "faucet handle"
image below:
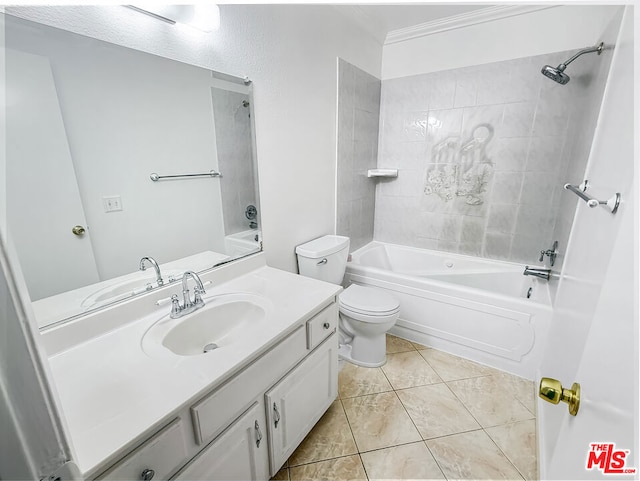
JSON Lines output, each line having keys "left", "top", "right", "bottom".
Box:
{"left": 539, "top": 250, "right": 546, "bottom": 262}
{"left": 170, "top": 295, "right": 181, "bottom": 318}
{"left": 193, "top": 287, "right": 205, "bottom": 307}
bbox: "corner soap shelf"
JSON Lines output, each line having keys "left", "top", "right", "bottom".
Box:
{"left": 367, "top": 169, "right": 398, "bottom": 179}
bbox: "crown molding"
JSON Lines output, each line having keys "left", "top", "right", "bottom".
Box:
{"left": 385, "top": 5, "right": 558, "bottom": 45}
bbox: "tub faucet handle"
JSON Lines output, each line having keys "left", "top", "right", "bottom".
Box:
{"left": 539, "top": 240, "right": 559, "bottom": 266}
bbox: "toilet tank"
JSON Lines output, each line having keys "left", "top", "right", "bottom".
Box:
{"left": 295, "top": 235, "right": 350, "bottom": 284}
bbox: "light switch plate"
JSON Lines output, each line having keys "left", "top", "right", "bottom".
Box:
{"left": 102, "top": 196, "right": 122, "bottom": 212}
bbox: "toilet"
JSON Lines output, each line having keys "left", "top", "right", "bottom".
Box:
{"left": 296, "top": 235, "right": 400, "bottom": 367}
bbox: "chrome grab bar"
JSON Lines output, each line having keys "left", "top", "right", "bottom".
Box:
{"left": 564, "top": 180, "right": 620, "bottom": 214}
{"left": 150, "top": 170, "right": 221, "bottom": 181}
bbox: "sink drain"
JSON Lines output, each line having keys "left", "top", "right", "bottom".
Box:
{"left": 203, "top": 343, "right": 219, "bottom": 353}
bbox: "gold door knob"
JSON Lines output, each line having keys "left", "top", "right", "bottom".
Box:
{"left": 539, "top": 377, "right": 580, "bottom": 416}
{"left": 72, "top": 225, "right": 86, "bottom": 236}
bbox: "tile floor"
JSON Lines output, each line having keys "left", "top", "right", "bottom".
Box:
{"left": 273, "top": 335, "right": 538, "bottom": 481}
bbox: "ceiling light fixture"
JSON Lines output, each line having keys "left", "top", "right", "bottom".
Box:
{"left": 127, "top": 4, "right": 220, "bottom": 33}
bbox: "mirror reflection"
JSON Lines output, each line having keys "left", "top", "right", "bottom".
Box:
{"left": 4, "top": 15, "right": 261, "bottom": 328}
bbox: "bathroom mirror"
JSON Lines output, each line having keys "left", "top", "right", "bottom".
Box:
{"left": 3, "top": 14, "right": 261, "bottom": 328}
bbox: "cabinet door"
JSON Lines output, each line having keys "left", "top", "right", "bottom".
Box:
{"left": 265, "top": 334, "right": 338, "bottom": 475}
{"left": 173, "top": 402, "right": 269, "bottom": 481}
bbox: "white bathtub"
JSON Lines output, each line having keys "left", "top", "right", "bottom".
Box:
{"left": 344, "top": 242, "right": 552, "bottom": 379}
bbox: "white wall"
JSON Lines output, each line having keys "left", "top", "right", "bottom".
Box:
{"left": 382, "top": 5, "right": 621, "bottom": 79}
{"left": 6, "top": 5, "right": 383, "bottom": 273}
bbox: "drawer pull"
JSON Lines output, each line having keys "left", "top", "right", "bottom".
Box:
{"left": 255, "top": 420, "right": 263, "bottom": 448}
{"left": 140, "top": 468, "right": 155, "bottom": 481}
{"left": 273, "top": 402, "right": 281, "bottom": 428}
{"left": 323, "top": 322, "right": 330, "bottom": 329}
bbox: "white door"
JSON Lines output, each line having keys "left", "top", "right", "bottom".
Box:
{"left": 6, "top": 48, "right": 99, "bottom": 300}
{"left": 537, "top": 7, "right": 636, "bottom": 479}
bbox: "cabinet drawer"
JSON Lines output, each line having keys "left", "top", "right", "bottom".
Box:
{"left": 191, "top": 325, "right": 306, "bottom": 445}
{"left": 97, "top": 419, "right": 187, "bottom": 481}
{"left": 306, "top": 303, "right": 338, "bottom": 350}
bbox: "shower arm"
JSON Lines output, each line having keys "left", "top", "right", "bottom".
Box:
{"left": 558, "top": 42, "right": 604, "bottom": 71}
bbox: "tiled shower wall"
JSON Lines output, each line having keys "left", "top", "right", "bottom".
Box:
{"left": 375, "top": 50, "right": 612, "bottom": 265}
{"left": 336, "top": 59, "right": 381, "bottom": 251}
{"left": 212, "top": 88, "right": 257, "bottom": 236}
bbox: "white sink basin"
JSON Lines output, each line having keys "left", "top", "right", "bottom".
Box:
{"left": 142, "top": 293, "right": 272, "bottom": 358}
{"left": 81, "top": 271, "right": 181, "bottom": 308}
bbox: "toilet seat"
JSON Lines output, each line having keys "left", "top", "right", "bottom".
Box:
{"left": 339, "top": 284, "right": 400, "bottom": 319}
{"left": 339, "top": 305, "right": 400, "bottom": 324}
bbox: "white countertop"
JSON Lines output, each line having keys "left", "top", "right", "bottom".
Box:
{"left": 46, "top": 260, "right": 340, "bottom": 476}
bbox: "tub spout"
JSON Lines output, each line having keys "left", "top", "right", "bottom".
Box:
{"left": 523, "top": 266, "right": 551, "bottom": 281}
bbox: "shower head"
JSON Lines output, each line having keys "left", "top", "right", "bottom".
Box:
{"left": 541, "top": 64, "right": 570, "bottom": 85}
{"left": 541, "top": 42, "right": 604, "bottom": 85}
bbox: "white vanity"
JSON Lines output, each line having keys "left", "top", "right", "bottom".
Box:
{"left": 40, "top": 253, "right": 341, "bottom": 480}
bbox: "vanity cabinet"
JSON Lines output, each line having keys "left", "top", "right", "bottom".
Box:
{"left": 94, "top": 301, "right": 339, "bottom": 481}
{"left": 96, "top": 420, "right": 188, "bottom": 481}
{"left": 265, "top": 335, "right": 338, "bottom": 473}
{"left": 173, "top": 401, "right": 269, "bottom": 481}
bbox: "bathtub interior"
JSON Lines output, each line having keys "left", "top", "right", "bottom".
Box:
{"left": 353, "top": 241, "right": 533, "bottom": 274}
{"left": 350, "top": 242, "right": 551, "bottom": 303}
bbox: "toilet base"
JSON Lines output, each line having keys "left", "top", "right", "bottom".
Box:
{"left": 338, "top": 343, "right": 387, "bottom": 368}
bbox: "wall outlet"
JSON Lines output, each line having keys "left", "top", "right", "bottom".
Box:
{"left": 102, "top": 195, "right": 123, "bottom": 213}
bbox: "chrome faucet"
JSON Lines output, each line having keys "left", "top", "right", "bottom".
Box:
{"left": 523, "top": 266, "right": 551, "bottom": 281}
{"left": 539, "top": 240, "right": 559, "bottom": 267}
{"left": 139, "top": 256, "right": 164, "bottom": 286}
{"left": 170, "top": 271, "right": 206, "bottom": 318}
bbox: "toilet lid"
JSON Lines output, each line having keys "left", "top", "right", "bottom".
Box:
{"left": 339, "top": 284, "right": 400, "bottom": 316}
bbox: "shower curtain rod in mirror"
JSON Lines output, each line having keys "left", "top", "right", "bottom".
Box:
{"left": 149, "top": 170, "right": 222, "bottom": 181}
